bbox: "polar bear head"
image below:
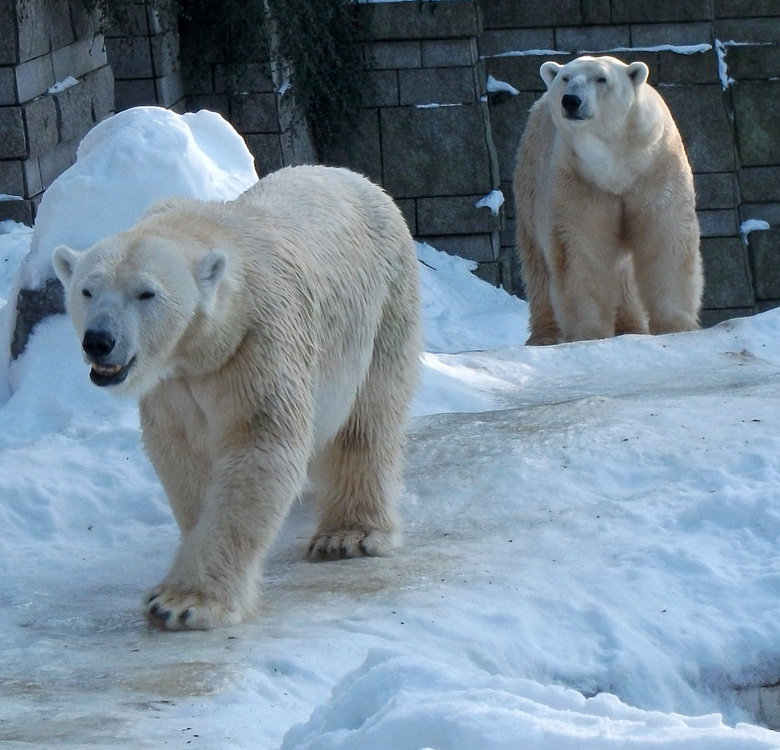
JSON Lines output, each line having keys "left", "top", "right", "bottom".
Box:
{"left": 52, "top": 219, "right": 229, "bottom": 397}
{"left": 540, "top": 55, "right": 650, "bottom": 136}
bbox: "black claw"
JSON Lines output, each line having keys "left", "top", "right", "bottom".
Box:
{"left": 178, "top": 609, "right": 191, "bottom": 625}
{"left": 149, "top": 603, "right": 171, "bottom": 623}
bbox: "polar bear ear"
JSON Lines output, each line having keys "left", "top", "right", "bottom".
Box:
{"left": 51, "top": 245, "right": 79, "bottom": 284}
{"left": 196, "top": 249, "right": 228, "bottom": 302}
{"left": 540, "top": 61, "right": 562, "bottom": 88}
{"left": 627, "top": 61, "right": 649, "bottom": 90}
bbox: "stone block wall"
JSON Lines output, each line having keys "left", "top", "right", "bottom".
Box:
{"left": 326, "top": 1, "right": 502, "bottom": 284}
{"left": 0, "top": 0, "right": 113, "bottom": 225}
{"left": 104, "top": 3, "right": 184, "bottom": 112}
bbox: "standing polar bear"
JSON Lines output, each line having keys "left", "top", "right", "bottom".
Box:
{"left": 52, "top": 165, "right": 421, "bottom": 630}
{"left": 514, "top": 55, "right": 703, "bottom": 344}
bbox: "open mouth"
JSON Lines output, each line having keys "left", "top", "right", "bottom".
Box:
{"left": 89, "top": 358, "right": 134, "bottom": 387}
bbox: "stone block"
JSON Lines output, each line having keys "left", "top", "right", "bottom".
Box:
{"left": 52, "top": 36, "right": 108, "bottom": 81}
{"left": 486, "top": 90, "right": 535, "bottom": 182}
{"left": 701, "top": 236, "right": 754, "bottom": 308}
{"left": 359, "top": 1, "right": 480, "bottom": 42}
{"left": 694, "top": 172, "right": 736, "bottom": 210}
{"left": 84, "top": 65, "right": 115, "bottom": 123}
{"left": 630, "top": 22, "right": 712, "bottom": 48}
{"left": 57, "top": 79, "right": 93, "bottom": 143}
{"left": 70, "top": 0, "right": 101, "bottom": 40}
{"left": 480, "top": 0, "right": 582, "bottom": 28}
{"left": 151, "top": 31, "right": 180, "bottom": 77}
{"left": 417, "top": 195, "right": 500, "bottom": 235}
{"left": 399, "top": 67, "right": 477, "bottom": 106}
{"left": 749, "top": 229, "right": 780, "bottom": 300}
{"left": 658, "top": 48, "right": 720, "bottom": 85}
{"left": 500, "top": 179, "right": 515, "bottom": 219}
{"left": 0, "top": 0, "right": 18, "bottom": 65}
{"left": 0, "top": 106, "right": 25, "bottom": 158}
{"left": 22, "top": 95, "right": 58, "bottom": 153}
{"left": 555, "top": 26, "right": 630, "bottom": 53}
{"left": 732, "top": 80, "right": 780, "bottom": 167}
{"left": 15, "top": 53, "right": 55, "bottom": 102}
{"left": 16, "top": 0, "right": 50, "bottom": 63}
{"left": 325, "top": 108, "right": 382, "bottom": 187}
{"left": 22, "top": 155, "right": 42, "bottom": 196}
{"left": 418, "top": 232, "right": 498, "bottom": 263}
{"left": 0, "top": 197, "right": 33, "bottom": 224}
{"left": 0, "top": 158, "right": 23, "bottom": 195}
{"left": 214, "top": 62, "right": 274, "bottom": 95}
{"left": 582, "top": 0, "right": 611, "bottom": 24}
{"left": 155, "top": 72, "right": 184, "bottom": 109}
{"left": 478, "top": 29, "right": 554, "bottom": 59}
{"left": 365, "top": 70, "right": 398, "bottom": 107}
{"left": 365, "top": 41, "right": 421, "bottom": 70}
{"left": 660, "top": 84, "right": 735, "bottom": 172}
{"left": 104, "top": 3, "right": 149, "bottom": 38}
{"left": 231, "top": 92, "right": 278, "bottom": 134}
{"left": 714, "top": 18, "right": 780, "bottom": 44}
{"left": 244, "top": 133, "right": 283, "bottom": 177}
{"left": 38, "top": 140, "right": 73, "bottom": 190}
{"left": 724, "top": 44, "right": 780, "bottom": 81}
{"left": 697, "top": 209, "right": 739, "bottom": 237}
{"left": 715, "top": 0, "right": 780, "bottom": 17}
{"left": 612, "top": 0, "right": 711, "bottom": 23}
{"left": 114, "top": 78, "right": 157, "bottom": 110}
{"left": 381, "top": 102, "right": 494, "bottom": 198}
{"left": 47, "top": 0, "right": 74, "bottom": 50}
{"left": 422, "top": 38, "right": 477, "bottom": 68}
{"left": 739, "top": 167, "right": 780, "bottom": 203}
{"left": 11, "top": 277, "right": 65, "bottom": 360}
{"left": 0, "top": 66, "right": 17, "bottom": 106}
{"left": 105, "top": 37, "right": 153, "bottom": 79}
{"left": 474, "top": 261, "right": 500, "bottom": 286}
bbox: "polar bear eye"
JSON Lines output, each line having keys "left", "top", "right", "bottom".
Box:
{"left": 561, "top": 75, "right": 569, "bottom": 82}
{"left": 138, "top": 290, "right": 156, "bottom": 301}
{"left": 597, "top": 76, "right": 607, "bottom": 84}
{"left": 82, "top": 288, "right": 92, "bottom": 298}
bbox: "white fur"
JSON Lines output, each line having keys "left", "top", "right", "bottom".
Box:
{"left": 514, "top": 55, "right": 703, "bottom": 344}
{"left": 53, "top": 165, "right": 422, "bottom": 630}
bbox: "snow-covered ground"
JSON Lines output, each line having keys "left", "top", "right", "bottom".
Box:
{"left": 1, "top": 108, "right": 780, "bottom": 749}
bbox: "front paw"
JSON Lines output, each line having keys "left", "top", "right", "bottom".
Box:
{"left": 307, "top": 528, "right": 400, "bottom": 561}
{"left": 144, "top": 586, "right": 245, "bottom": 631}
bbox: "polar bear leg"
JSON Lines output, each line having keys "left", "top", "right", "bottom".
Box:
{"left": 307, "top": 305, "right": 417, "bottom": 561}
{"left": 517, "top": 223, "right": 561, "bottom": 346}
{"left": 631, "top": 219, "right": 702, "bottom": 334}
{"left": 145, "top": 432, "right": 310, "bottom": 630}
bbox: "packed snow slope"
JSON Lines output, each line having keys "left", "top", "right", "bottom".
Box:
{"left": 1, "top": 107, "right": 780, "bottom": 749}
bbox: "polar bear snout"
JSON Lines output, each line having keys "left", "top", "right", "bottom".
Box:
{"left": 82, "top": 328, "right": 134, "bottom": 387}
{"left": 83, "top": 328, "right": 116, "bottom": 359}
{"left": 561, "top": 93, "right": 585, "bottom": 119}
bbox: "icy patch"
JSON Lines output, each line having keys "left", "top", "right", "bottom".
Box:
{"left": 487, "top": 75, "right": 519, "bottom": 95}
{"left": 715, "top": 40, "right": 736, "bottom": 89}
{"left": 48, "top": 76, "right": 79, "bottom": 94}
{"left": 475, "top": 189, "right": 505, "bottom": 216}
{"left": 740, "top": 219, "right": 771, "bottom": 244}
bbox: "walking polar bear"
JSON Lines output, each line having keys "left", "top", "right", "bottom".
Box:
{"left": 52, "top": 165, "right": 422, "bottom": 630}
{"left": 514, "top": 55, "right": 703, "bottom": 344}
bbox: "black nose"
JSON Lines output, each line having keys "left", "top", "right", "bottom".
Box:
{"left": 562, "top": 94, "right": 582, "bottom": 114}
{"left": 83, "top": 329, "right": 115, "bottom": 358}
